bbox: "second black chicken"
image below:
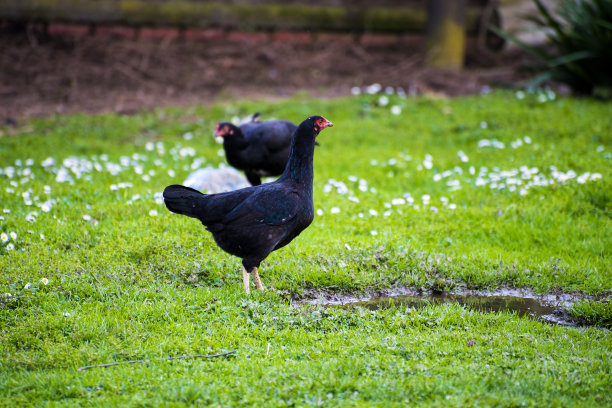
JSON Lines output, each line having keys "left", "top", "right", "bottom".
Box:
{"left": 214, "top": 115, "right": 297, "bottom": 186}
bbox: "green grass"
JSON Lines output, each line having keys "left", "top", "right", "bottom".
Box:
{"left": 1, "top": 91, "right": 611, "bottom": 406}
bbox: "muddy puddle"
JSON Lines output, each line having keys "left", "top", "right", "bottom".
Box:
{"left": 300, "top": 288, "right": 582, "bottom": 326}
{"left": 354, "top": 293, "right": 571, "bottom": 325}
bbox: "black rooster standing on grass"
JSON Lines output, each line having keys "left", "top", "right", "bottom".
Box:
{"left": 164, "top": 115, "right": 333, "bottom": 293}
{"left": 214, "top": 114, "right": 297, "bottom": 186}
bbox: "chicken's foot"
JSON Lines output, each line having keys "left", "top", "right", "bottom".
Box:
{"left": 242, "top": 266, "right": 250, "bottom": 294}
{"left": 252, "top": 267, "right": 264, "bottom": 290}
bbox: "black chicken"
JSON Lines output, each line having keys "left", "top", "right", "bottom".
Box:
{"left": 214, "top": 115, "right": 297, "bottom": 186}
{"left": 164, "top": 116, "right": 333, "bottom": 293}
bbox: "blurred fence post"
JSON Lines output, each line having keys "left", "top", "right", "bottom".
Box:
{"left": 425, "top": 0, "right": 466, "bottom": 69}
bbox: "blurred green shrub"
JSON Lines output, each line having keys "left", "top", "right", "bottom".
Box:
{"left": 495, "top": 0, "right": 612, "bottom": 97}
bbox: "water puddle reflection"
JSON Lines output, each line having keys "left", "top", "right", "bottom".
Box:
{"left": 353, "top": 293, "right": 569, "bottom": 325}
{"left": 301, "top": 288, "right": 577, "bottom": 326}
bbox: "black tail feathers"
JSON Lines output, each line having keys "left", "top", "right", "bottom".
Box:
{"left": 163, "top": 184, "right": 206, "bottom": 218}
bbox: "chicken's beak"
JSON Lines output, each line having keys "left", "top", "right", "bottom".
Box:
{"left": 322, "top": 118, "right": 333, "bottom": 129}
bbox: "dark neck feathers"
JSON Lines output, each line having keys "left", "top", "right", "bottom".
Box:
{"left": 222, "top": 124, "right": 248, "bottom": 150}
{"left": 280, "top": 121, "right": 317, "bottom": 186}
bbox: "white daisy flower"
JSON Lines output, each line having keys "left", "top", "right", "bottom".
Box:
{"left": 9, "top": 232, "right": 17, "bottom": 240}
{"left": 1, "top": 233, "right": 7, "bottom": 243}
{"left": 369, "top": 209, "right": 378, "bottom": 216}
{"left": 149, "top": 210, "right": 158, "bottom": 217}
{"left": 330, "top": 207, "right": 340, "bottom": 214}
{"left": 390, "top": 105, "right": 402, "bottom": 115}
{"left": 316, "top": 209, "right": 323, "bottom": 216}
{"left": 577, "top": 173, "right": 590, "bottom": 184}
{"left": 370, "top": 230, "right": 378, "bottom": 236}
{"left": 41, "top": 157, "right": 56, "bottom": 167}
{"left": 83, "top": 215, "right": 92, "bottom": 221}
{"left": 41, "top": 278, "right": 49, "bottom": 285}
{"left": 6, "top": 243, "right": 15, "bottom": 251}
{"left": 154, "top": 192, "right": 164, "bottom": 205}
{"left": 366, "top": 83, "right": 382, "bottom": 94}
{"left": 24, "top": 283, "right": 31, "bottom": 289}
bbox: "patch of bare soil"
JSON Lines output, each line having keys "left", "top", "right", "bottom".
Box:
{"left": 0, "top": 22, "right": 533, "bottom": 120}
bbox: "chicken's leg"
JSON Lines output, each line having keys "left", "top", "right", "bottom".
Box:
{"left": 252, "top": 267, "right": 264, "bottom": 290}
{"left": 242, "top": 266, "right": 250, "bottom": 294}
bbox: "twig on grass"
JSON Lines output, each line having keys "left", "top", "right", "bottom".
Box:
{"left": 77, "top": 350, "right": 237, "bottom": 372}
